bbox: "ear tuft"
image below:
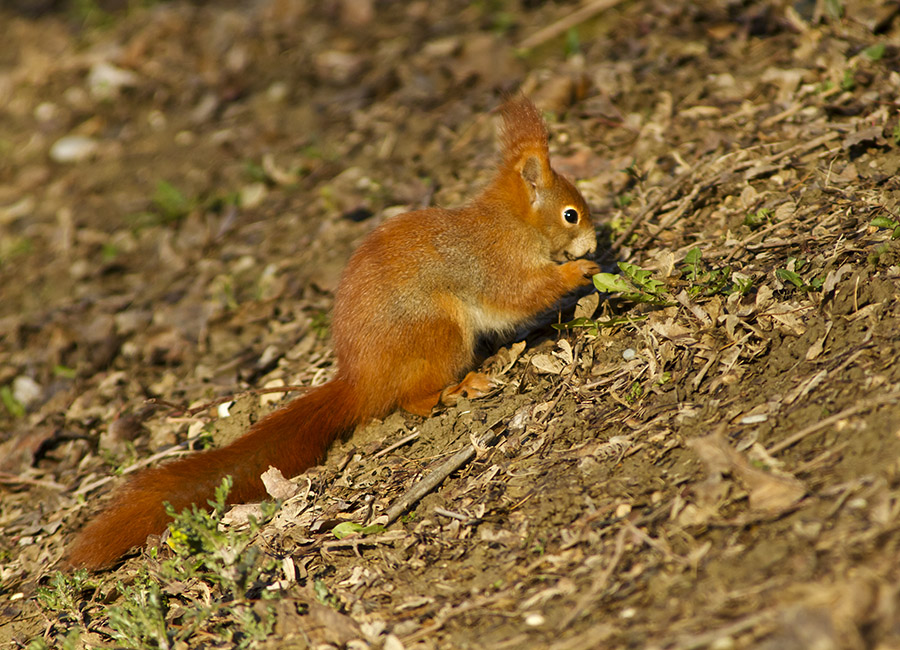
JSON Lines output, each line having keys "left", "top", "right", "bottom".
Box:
{"left": 498, "top": 95, "right": 550, "bottom": 168}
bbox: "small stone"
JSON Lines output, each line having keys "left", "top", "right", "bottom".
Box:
{"left": 383, "top": 634, "right": 406, "bottom": 650}
{"left": 315, "top": 50, "right": 364, "bottom": 85}
{"left": 191, "top": 93, "right": 219, "bottom": 124}
{"left": 34, "top": 101, "right": 60, "bottom": 123}
{"left": 175, "top": 131, "right": 195, "bottom": 146}
{"left": 711, "top": 636, "right": 735, "bottom": 650}
{"left": 422, "top": 36, "right": 460, "bottom": 59}
{"left": 240, "top": 182, "right": 267, "bottom": 209}
{"left": 12, "top": 376, "right": 42, "bottom": 407}
{"left": 266, "top": 81, "right": 288, "bottom": 103}
{"left": 147, "top": 109, "right": 166, "bottom": 131}
{"left": 88, "top": 61, "right": 139, "bottom": 100}
{"left": 49, "top": 135, "right": 98, "bottom": 163}
{"left": 63, "top": 86, "right": 91, "bottom": 111}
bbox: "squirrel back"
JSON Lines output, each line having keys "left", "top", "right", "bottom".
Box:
{"left": 65, "top": 95, "right": 599, "bottom": 570}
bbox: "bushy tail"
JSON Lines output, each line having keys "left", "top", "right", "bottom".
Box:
{"left": 66, "top": 378, "right": 359, "bottom": 570}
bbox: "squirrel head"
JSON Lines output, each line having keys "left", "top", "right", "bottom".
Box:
{"left": 498, "top": 96, "right": 597, "bottom": 261}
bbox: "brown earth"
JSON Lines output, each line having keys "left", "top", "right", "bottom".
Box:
{"left": 2, "top": 1, "right": 900, "bottom": 648}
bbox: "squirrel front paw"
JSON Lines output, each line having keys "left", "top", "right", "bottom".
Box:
{"left": 562, "top": 259, "right": 601, "bottom": 286}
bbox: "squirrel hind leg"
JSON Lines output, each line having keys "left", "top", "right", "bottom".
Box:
{"left": 391, "top": 302, "right": 497, "bottom": 416}
{"left": 401, "top": 391, "right": 442, "bottom": 417}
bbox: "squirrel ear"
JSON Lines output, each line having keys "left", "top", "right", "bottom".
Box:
{"left": 519, "top": 155, "right": 548, "bottom": 200}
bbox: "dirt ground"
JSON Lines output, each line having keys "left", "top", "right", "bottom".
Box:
{"left": 3, "top": 0, "right": 900, "bottom": 648}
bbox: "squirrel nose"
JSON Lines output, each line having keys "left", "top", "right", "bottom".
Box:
{"left": 569, "top": 228, "right": 597, "bottom": 258}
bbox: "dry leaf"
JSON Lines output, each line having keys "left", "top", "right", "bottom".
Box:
{"left": 222, "top": 503, "right": 267, "bottom": 526}
{"left": 687, "top": 433, "right": 806, "bottom": 514}
{"left": 723, "top": 313, "right": 742, "bottom": 341}
{"left": 805, "top": 321, "right": 833, "bottom": 360}
{"left": 846, "top": 303, "right": 881, "bottom": 322}
{"left": 744, "top": 471, "right": 806, "bottom": 513}
{"left": 275, "top": 598, "right": 362, "bottom": 646}
{"left": 766, "top": 303, "right": 807, "bottom": 336}
{"left": 556, "top": 339, "right": 574, "bottom": 366}
{"left": 676, "top": 290, "right": 712, "bottom": 325}
{"left": 498, "top": 340, "right": 527, "bottom": 374}
{"left": 261, "top": 465, "right": 302, "bottom": 500}
{"left": 784, "top": 369, "right": 827, "bottom": 405}
{"left": 645, "top": 249, "right": 676, "bottom": 278}
{"left": 651, "top": 318, "right": 697, "bottom": 344}
{"left": 574, "top": 291, "right": 600, "bottom": 319}
{"left": 822, "top": 264, "right": 852, "bottom": 295}
{"left": 756, "top": 284, "right": 775, "bottom": 311}
{"left": 842, "top": 126, "right": 884, "bottom": 150}
{"left": 531, "top": 353, "right": 566, "bottom": 374}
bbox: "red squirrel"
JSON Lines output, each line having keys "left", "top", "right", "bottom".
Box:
{"left": 66, "top": 96, "right": 599, "bottom": 570}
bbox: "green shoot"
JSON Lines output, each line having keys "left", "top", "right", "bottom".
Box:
{"left": 775, "top": 268, "right": 804, "bottom": 288}
{"left": 615, "top": 193, "right": 634, "bottom": 208}
{"left": 314, "top": 579, "right": 341, "bottom": 609}
{"left": 776, "top": 257, "right": 825, "bottom": 291}
{"left": 0, "top": 385, "right": 25, "bottom": 417}
{"left": 871, "top": 216, "right": 900, "bottom": 239}
{"left": 862, "top": 43, "right": 885, "bottom": 61}
{"left": 152, "top": 180, "right": 193, "bottom": 223}
{"left": 840, "top": 69, "right": 855, "bottom": 92}
{"left": 565, "top": 28, "right": 581, "bottom": 57}
{"left": 310, "top": 310, "right": 330, "bottom": 338}
{"left": 107, "top": 576, "right": 173, "bottom": 650}
{"left": 743, "top": 207, "right": 771, "bottom": 230}
{"left": 626, "top": 381, "right": 644, "bottom": 403}
{"left": 332, "top": 521, "right": 386, "bottom": 539}
{"left": 53, "top": 365, "right": 78, "bottom": 379}
{"left": 591, "top": 262, "right": 667, "bottom": 305}
{"left": 681, "top": 248, "right": 752, "bottom": 297}
{"left": 101, "top": 242, "right": 119, "bottom": 262}
{"left": 684, "top": 246, "right": 702, "bottom": 281}
{"left": 36, "top": 570, "right": 94, "bottom": 623}
{"left": 824, "top": 0, "right": 843, "bottom": 19}
{"left": 556, "top": 250, "right": 752, "bottom": 333}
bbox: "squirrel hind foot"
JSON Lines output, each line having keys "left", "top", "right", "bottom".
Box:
{"left": 440, "top": 372, "right": 493, "bottom": 406}
{"left": 399, "top": 372, "right": 493, "bottom": 416}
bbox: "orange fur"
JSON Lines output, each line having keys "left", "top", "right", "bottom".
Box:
{"left": 66, "top": 95, "right": 600, "bottom": 570}
{"left": 66, "top": 379, "right": 358, "bottom": 569}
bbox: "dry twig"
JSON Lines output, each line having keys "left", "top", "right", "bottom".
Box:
{"left": 767, "top": 391, "right": 900, "bottom": 455}
{"left": 379, "top": 423, "right": 506, "bottom": 526}
{"left": 518, "top": 0, "right": 625, "bottom": 50}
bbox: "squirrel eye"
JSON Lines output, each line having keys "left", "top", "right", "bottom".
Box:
{"left": 562, "top": 207, "right": 579, "bottom": 224}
